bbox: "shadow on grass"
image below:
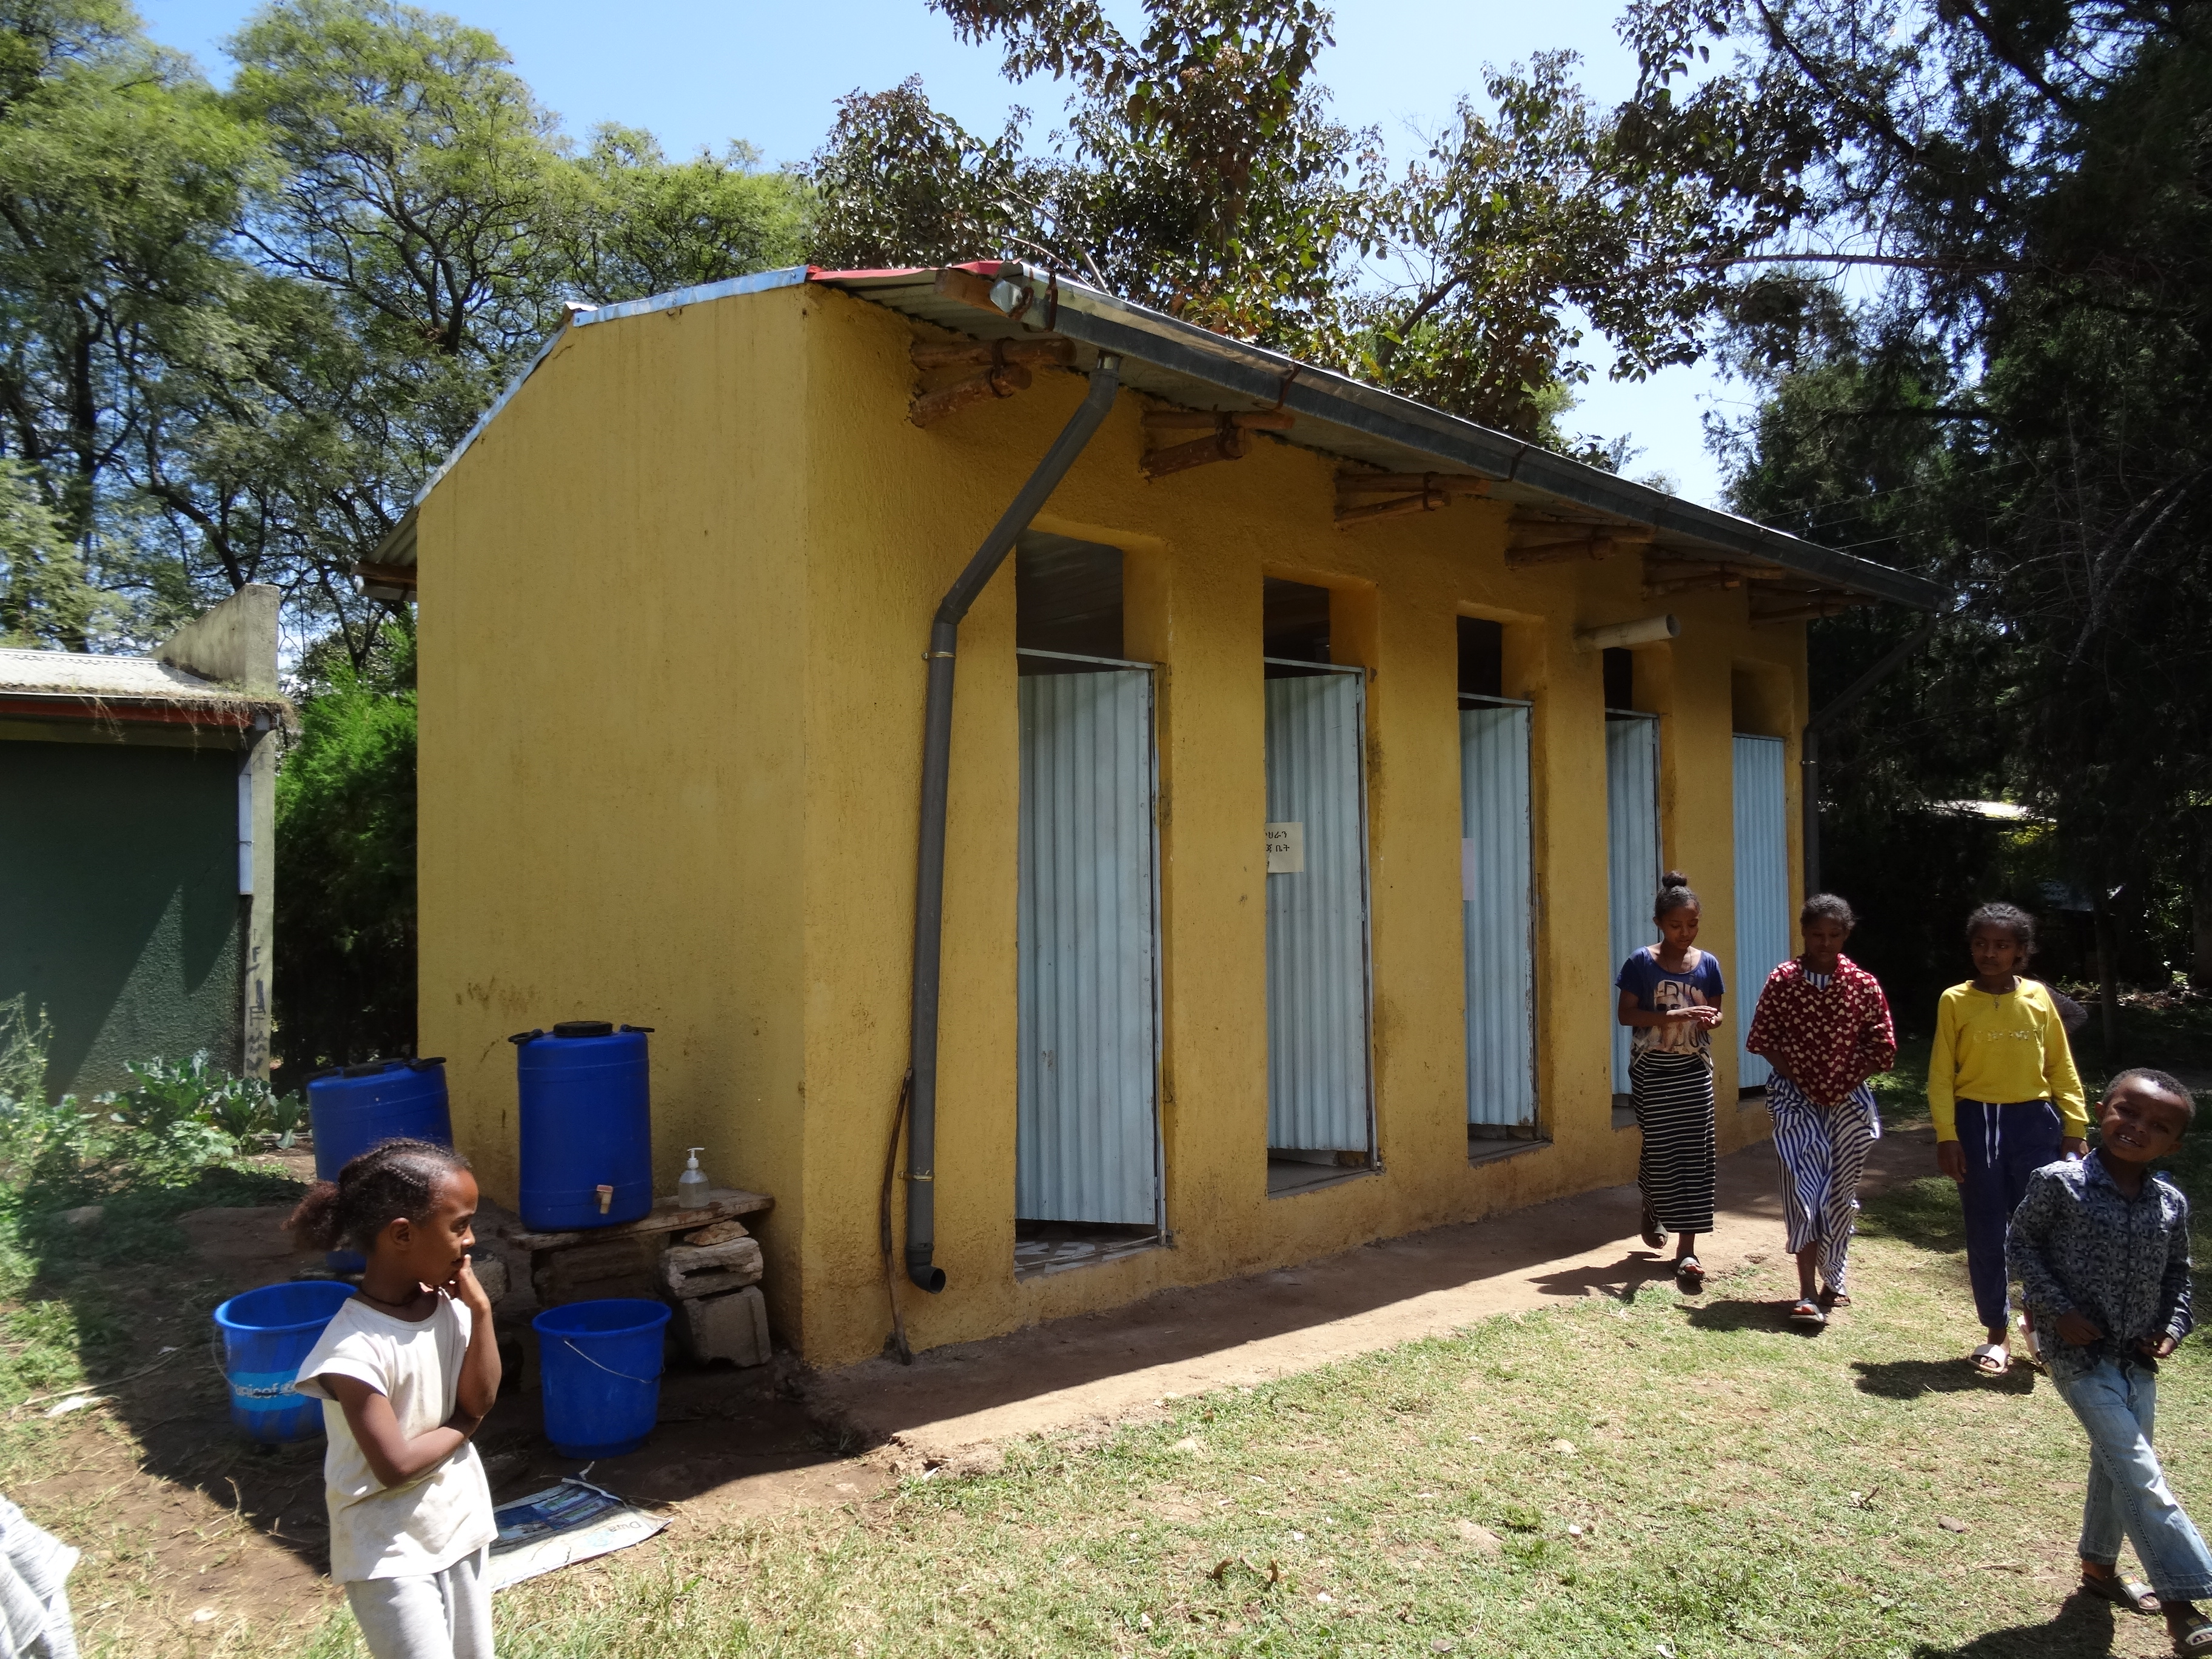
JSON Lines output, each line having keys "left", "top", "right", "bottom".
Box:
{"left": 1852, "top": 1355, "right": 2037, "bottom": 1399}
{"left": 1672, "top": 1296, "right": 1828, "bottom": 1338}
{"left": 2, "top": 1162, "right": 333, "bottom": 1572}
{"left": 1857, "top": 1175, "right": 1971, "bottom": 1255}
{"left": 1912, "top": 1586, "right": 2120, "bottom": 1657}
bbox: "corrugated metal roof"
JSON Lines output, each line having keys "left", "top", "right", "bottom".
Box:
{"left": 0, "top": 646, "right": 284, "bottom": 723}
{"left": 381, "top": 257, "right": 1947, "bottom": 611}
{"left": 816, "top": 263, "right": 1946, "bottom": 610}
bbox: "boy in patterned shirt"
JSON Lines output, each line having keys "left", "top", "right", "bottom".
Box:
{"left": 2008, "top": 1068, "right": 2207, "bottom": 1654}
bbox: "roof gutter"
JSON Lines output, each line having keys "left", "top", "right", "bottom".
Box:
{"left": 903, "top": 352, "right": 1125, "bottom": 1295}
{"left": 980, "top": 261, "right": 1948, "bottom": 612}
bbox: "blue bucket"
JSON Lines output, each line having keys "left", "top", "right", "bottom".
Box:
{"left": 212, "top": 1281, "right": 357, "bottom": 1443}
{"left": 308, "top": 1059, "right": 454, "bottom": 1273}
{"left": 533, "top": 1299, "right": 671, "bottom": 1459}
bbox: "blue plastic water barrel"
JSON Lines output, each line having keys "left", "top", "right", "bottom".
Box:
{"left": 212, "top": 1281, "right": 357, "bottom": 1443}
{"left": 515, "top": 1023, "right": 654, "bottom": 1231}
{"left": 533, "top": 1298, "right": 671, "bottom": 1458}
{"left": 307, "top": 1059, "right": 452, "bottom": 1270}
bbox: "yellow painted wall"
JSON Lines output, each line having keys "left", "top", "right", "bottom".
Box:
{"left": 419, "top": 281, "right": 1807, "bottom": 1369}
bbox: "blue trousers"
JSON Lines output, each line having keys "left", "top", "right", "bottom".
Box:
{"left": 2053, "top": 1358, "right": 2212, "bottom": 1601}
{"left": 1956, "top": 1098, "right": 2063, "bottom": 1330}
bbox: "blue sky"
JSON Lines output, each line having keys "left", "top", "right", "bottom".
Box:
{"left": 139, "top": 0, "right": 1747, "bottom": 504}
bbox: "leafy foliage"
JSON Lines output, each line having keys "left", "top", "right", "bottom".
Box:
{"left": 1635, "top": 0, "right": 2212, "bottom": 985}
{"left": 0, "top": 998, "right": 302, "bottom": 1199}
{"left": 274, "top": 620, "right": 418, "bottom": 1071}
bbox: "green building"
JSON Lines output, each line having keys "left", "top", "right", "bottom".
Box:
{"left": 0, "top": 588, "right": 290, "bottom": 1097}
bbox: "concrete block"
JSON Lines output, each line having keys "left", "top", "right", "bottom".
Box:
{"left": 662, "top": 1235, "right": 763, "bottom": 1299}
{"left": 680, "top": 1285, "right": 771, "bottom": 1367}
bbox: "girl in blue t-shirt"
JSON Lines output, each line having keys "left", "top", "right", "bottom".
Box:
{"left": 1616, "top": 871, "right": 1726, "bottom": 1290}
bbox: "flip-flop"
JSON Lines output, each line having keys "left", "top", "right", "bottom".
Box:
{"left": 1675, "top": 1257, "right": 1705, "bottom": 1293}
{"left": 1969, "top": 1342, "right": 2009, "bottom": 1377}
{"left": 1788, "top": 1298, "right": 1827, "bottom": 1329}
{"left": 1640, "top": 1202, "right": 1666, "bottom": 1251}
{"left": 2080, "top": 1569, "right": 2160, "bottom": 1615}
{"left": 1818, "top": 1287, "right": 1851, "bottom": 1309}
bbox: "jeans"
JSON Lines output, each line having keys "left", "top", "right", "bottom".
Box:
{"left": 1956, "top": 1098, "right": 2063, "bottom": 1330}
{"left": 2054, "top": 1357, "right": 2212, "bottom": 1601}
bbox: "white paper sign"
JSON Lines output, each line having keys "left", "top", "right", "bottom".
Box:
{"left": 1266, "top": 822, "right": 1304, "bottom": 873}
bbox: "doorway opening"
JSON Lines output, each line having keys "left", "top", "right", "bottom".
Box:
{"left": 1261, "top": 578, "right": 1376, "bottom": 1196}
{"left": 1013, "top": 534, "right": 1165, "bottom": 1276}
{"left": 1459, "top": 617, "right": 1538, "bottom": 1156}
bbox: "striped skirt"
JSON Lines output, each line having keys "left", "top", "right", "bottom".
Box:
{"left": 1768, "top": 1077, "right": 1879, "bottom": 1293}
{"left": 1631, "top": 1050, "right": 1717, "bottom": 1235}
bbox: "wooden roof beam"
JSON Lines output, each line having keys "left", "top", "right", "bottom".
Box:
{"left": 910, "top": 337, "right": 1073, "bottom": 372}
{"left": 1141, "top": 409, "right": 1292, "bottom": 479}
{"left": 1750, "top": 595, "right": 1877, "bottom": 625}
{"left": 1505, "top": 526, "right": 1654, "bottom": 566}
{"left": 1642, "top": 561, "right": 1789, "bottom": 597}
{"left": 1333, "top": 471, "right": 1489, "bottom": 529}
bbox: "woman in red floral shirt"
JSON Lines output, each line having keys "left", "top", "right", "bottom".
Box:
{"left": 1745, "top": 893, "right": 1899, "bottom": 1328}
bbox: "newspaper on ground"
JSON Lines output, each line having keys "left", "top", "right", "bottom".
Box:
{"left": 487, "top": 1478, "right": 667, "bottom": 1590}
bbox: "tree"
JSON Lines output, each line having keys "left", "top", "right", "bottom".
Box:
{"left": 0, "top": 0, "right": 260, "bottom": 649}
{"left": 272, "top": 620, "right": 417, "bottom": 1070}
{"left": 1641, "top": 0, "right": 2212, "bottom": 994}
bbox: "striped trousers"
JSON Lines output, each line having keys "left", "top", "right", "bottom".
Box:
{"left": 1768, "top": 1077, "right": 1879, "bottom": 1293}
{"left": 1631, "top": 1050, "right": 1717, "bottom": 1235}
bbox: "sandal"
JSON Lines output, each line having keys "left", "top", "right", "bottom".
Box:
{"left": 2173, "top": 1611, "right": 2212, "bottom": 1655}
{"left": 1788, "top": 1298, "right": 1827, "bottom": 1329}
{"left": 1640, "top": 1203, "right": 1666, "bottom": 1251}
{"left": 1969, "top": 1342, "right": 2010, "bottom": 1377}
{"left": 2080, "top": 1567, "right": 2160, "bottom": 1615}
{"left": 1818, "top": 1287, "right": 1851, "bottom": 1309}
{"left": 1675, "top": 1256, "right": 1704, "bottom": 1293}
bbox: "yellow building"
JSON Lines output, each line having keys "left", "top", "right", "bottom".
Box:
{"left": 375, "top": 261, "right": 1943, "bottom": 1369}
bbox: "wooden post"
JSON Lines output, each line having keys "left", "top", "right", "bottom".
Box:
{"left": 910, "top": 356, "right": 1034, "bottom": 427}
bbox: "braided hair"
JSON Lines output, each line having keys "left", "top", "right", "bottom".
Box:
{"left": 287, "top": 1138, "right": 473, "bottom": 1255}
{"left": 1965, "top": 900, "right": 2036, "bottom": 955}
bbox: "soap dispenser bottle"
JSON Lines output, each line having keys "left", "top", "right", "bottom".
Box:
{"left": 677, "top": 1146, "right": 709, "bottom": 1207}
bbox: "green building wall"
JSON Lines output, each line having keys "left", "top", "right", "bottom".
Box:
{"left": 0, "top": 739, "right": 244, "bottom": 1098}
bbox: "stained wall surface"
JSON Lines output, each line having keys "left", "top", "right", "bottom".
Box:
{"left": 0, "top": 739, "right": 244, "bottom": 1096}
{"left": 418, "top": 281, "right": 1806, "bottom": 1366}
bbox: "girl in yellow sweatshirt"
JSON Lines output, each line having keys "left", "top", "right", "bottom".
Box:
{"left": 1929, "top": 902, "right": 2088, "bottom": 1376}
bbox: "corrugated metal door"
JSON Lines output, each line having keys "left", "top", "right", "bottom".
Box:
{"left": 1265, "top": 670, "right": 1373, "bottom": 1151}
{"left": 1461, "top": 702, "right": 1536, "bottom": 1128}
{"left": 1016, "top": 669, "right": 1160, "bottom": 1224}
{"left": 1732, "top": 734, "right": 1791, "bottom": 1090}
{"left": 1606, "top": 714, "right": 1661, "bottom": 1095}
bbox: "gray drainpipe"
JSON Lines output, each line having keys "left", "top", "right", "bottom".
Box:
{"left": 1800, "top": 615, "right": 1941, "bottom": 893}
{"left": 904, "top": 352, "right": 1125, "bottom": 1293}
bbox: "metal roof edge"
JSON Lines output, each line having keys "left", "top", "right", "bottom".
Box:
{"left": 571, "top": 264, "right": 811, "bottom": 327}
{"left": 991, "top": 261, "right": 1949, "bottom": 611}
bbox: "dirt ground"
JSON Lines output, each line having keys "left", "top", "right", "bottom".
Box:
{"left": 19, "top": 1128, "right": 1937, "bottom": 1653}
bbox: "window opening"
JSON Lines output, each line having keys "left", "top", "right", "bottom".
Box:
{"left": 1018, "top": 534, "right": 1124, "bottom": 669}
{"left": 1263, "top": 577, "right": 1333, "bottom": 675}
{"left": 1458, "top": 616, "right": 1504, "bottom": 700}
{"left": 1601, "top": 646, "right": 1635, "bottom": 712}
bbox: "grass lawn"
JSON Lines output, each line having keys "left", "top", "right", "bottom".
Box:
{"left": 273, "top": 1123, "right": 2202, "bottom": 1659}
{"left": 5, "top": 1019, "right": 2207, "bottom": 1657}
